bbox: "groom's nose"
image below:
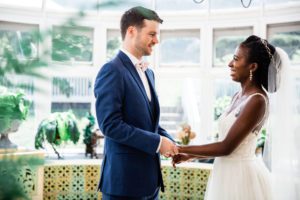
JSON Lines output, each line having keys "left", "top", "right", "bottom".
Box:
{"left": 152, "top": 35, "right": 159, "bottom": 44}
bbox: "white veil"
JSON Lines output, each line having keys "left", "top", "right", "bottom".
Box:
{"left": 264, "top": 47, "right": 300, "bottom": 199}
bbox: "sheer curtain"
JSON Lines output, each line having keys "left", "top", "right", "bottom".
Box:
{"left": 264, "top": 48, "right": 300, "bottom": 200}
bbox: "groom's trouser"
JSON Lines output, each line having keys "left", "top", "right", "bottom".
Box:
{"left": 102, "top": 187, "right": 159, "bottom": 200}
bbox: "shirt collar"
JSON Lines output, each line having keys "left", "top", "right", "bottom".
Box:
{"left": 120, "top": 48, "right": 141, "bottom": 66}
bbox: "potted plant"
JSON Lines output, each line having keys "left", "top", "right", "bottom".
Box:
{"left": 34, "top": 111, "right": 80, "bottom": 159}
{"left": 83, "top": 112, "right": 103, "bottom": 158}
{"left": 0, "top": 87, "right": 30, "bottom": 149}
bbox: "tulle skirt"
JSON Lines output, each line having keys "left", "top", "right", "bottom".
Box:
{"left": 204, "top": 157, "right": 272, "bottom": 200}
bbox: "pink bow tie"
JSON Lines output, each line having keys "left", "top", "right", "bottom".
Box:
{"left": 135, "top": 61, "right": 149, "bottom": 72}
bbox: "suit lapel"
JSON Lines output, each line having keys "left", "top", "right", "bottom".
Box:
{"left": 145, "top": 70, "right": 160, "bottom": 126}
{"left": 118, "top": 51, "right": 155, "bottom": 121}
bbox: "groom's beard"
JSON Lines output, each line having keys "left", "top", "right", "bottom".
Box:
{"left": 134, "top": 36, "right": 153, "bottom": 56}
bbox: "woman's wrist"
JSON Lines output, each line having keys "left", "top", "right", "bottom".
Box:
{"left": 177, "top": 145, "right": 184, "bottom": 154}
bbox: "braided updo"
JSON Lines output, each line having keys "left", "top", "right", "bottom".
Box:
{"left": 240, "top": 35, "right": 275, "bottom": 91}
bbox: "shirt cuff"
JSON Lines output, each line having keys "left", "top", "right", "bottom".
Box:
{"left": 156, "top": 136, "right": 162, "bottom": 153}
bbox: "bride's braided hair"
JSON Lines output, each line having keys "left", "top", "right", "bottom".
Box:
{"left": 241, "top": 35, "right": 275, "bottom": 90}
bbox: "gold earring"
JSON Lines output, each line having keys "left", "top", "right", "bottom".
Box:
{"left": 249, "top": 70, "right": 253, "bottom": 81}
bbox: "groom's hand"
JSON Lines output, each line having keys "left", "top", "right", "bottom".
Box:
{"left": 159, "top": 136, "right": 178, "bottom": 157}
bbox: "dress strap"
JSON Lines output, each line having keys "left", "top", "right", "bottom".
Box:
{"left": 247, "top": 93, "right": 269, "bottom": 132}
{"left": 247, "top": 93, "right": 268, "bottom": 108}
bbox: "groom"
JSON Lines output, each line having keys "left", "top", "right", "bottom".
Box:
{"left": 94, "top": 6, "right": 177, "bottom": 200}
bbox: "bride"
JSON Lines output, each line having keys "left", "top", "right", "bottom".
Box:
{"left": 172, "top": 35, "right": 288, "bottom": 200}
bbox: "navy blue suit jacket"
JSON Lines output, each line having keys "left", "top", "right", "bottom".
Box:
{"left": 94, "top": 51, "right": 173, "bottom": 197}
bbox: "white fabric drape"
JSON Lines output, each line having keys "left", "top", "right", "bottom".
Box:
{"left": 264, "top": 47, "right": 300, "bottom": 200}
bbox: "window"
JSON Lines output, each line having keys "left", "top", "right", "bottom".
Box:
{"left": 0, "top": 21, "right": 39, "bottom": 62}
{"left": 157, "top": 78, "right": 202, "bottom": 142}
{"left": 156, "top": 0, "right": 206, "bottom": 11}
{"left": 0, "top": 0, "right": 43, "bottom": 9}
{"left": 106, "top": 29, "right": 121, "bottom": 61}
{"left": 296, "top": 78, "right": 300, "bottom": 115}
{"left": 46, "top": 0, "right": 98, "bottom": 11}
{"left": 52, "top": 26, "right": 93, "bottom": 63}
{"left": 267, "top": 22, "right": 300, "bottom": 65}
{"left": 211, "top": 0, "right": 261, "bottom": 9}
{"left": 51, "top": 76, "right": 93, "bottom": 119}
{"left": 51, "top": 102, "right": 91, "bottom": 119}
{"left": 213, "top": 78, "right": 239, "bottom": 135}
{"left": 98, "top": 0, "right": 151, "bottom": 12}
{"left": 213, "top": 27, "right": 253, "bottom": 67}
{"left": 265, "top": 0, "right": 300, "bottom": 5}
{"left": 160, "top": 30, "right": 201, "bottom": 67}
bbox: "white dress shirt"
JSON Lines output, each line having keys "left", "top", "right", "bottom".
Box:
{"left": 120, "top": 48, "right": 162, "bottom": 153}
{"left": 120, "top": 48, "right": 151, "bottom": 101}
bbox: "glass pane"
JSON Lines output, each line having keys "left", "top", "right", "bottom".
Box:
{"left": 46, "top": 0, "right": 98, "bottom": 11}
{"left": 157, "top": 78, "right": 202, "bottom": 144}
{"left": 107, "top": 29, "right": 122, "bottom": 61}
{"left": 51, "top": 102, "right": 91, "bottom": 119}
{"left": 160, "top": 30, "right": 201, "bottom": 65}
{"left": 268, "top": 22, "right": 300, "bottom": 65}
{"left": 213, "top": 27, "right": 253, "bottom": 67}
{"left": 265, "top": 0, "right": 300, "bottom": 5}
{"left": 213, "top": 79, "right": 239, "bottom": 138}
{"left": 0, "top": 0, "right": 43, "bottom": 9}
{"left": 99, "top": 0, "right": 151, "bottom": 12}
{"left": 52, "top": 26, "right": 93, "bottom": 63}
{"left": 296, "top": 78, "right": 300, "bottom": 115}
{"left": 156, "top": 0, "right": 207, "bottom": 11}
{"left": 211, "top": 0, "right": 261, "bottom": 9}
{"left": 52, "top": 77, "right": 93, "bottom": 97}
{"left": 0, "top": 22, "right": 38, "bottom": 62}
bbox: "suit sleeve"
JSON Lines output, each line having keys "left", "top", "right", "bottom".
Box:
{"left": 158, "top": 125, "right": 175, "bottom": 143}
{"left": 94, "top": 64, "right": 160, "bottom": 155}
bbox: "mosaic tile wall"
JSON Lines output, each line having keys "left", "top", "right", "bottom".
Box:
{"left": 44, "top": 163, "right": 211, "bottom": 200}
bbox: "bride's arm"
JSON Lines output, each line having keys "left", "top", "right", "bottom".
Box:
{"left": 178, "top": 95, "right": 266, "bottom": 157}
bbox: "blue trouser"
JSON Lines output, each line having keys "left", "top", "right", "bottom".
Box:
{"left": 102, "top": 187, "right": 160, "bottom": 200}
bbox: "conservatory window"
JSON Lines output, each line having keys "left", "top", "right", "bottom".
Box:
{"left": 106, "top": 29, "right": 121, "bottom": 61}
{"left": 0, "top": 21, "right": 39, "bottom": 61}
{"left": 160, "top": 29, "right": 201, "bottom": 67}
{"left": 213, "top": 27, "right": 253, "bottom": 68}
{"left": 51, "top": 26, "right": 94, "bottom": 64}
{"left": 267, "top": 22, "right": 300, "bottom": 65}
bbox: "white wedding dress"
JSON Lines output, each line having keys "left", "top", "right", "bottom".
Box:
{"left": 205, "top": 93, "right": 272, "bottom": 200}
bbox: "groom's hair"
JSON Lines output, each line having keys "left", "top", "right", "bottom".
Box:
{"left": 120, "top": 6, "right": 163, "bottom": 40}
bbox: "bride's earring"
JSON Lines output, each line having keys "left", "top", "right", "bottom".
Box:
{"left": 249, "top": 70, "right": 253, "bottom": 81}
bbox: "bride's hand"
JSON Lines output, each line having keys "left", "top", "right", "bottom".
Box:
{"left": 172, "top": 153, "right": 192, "bottom": 168}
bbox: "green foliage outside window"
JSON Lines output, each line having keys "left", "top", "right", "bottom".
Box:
{"left": 214, "top": 36, "right": 245, "bottom": 66}
{"left": 52, "top": 27, "right": 93, "bottom": 62}
{"left": 269, "top": 32, "right": 300, "bottom": 63}
{"left": 0, "top": 30, "right": 38, "bottom": 61}
{"left": 214, "top": 95, "right": 231, "bottom": 120}
{"left": 107, "top": 37, "right": 121, "bottom": 60}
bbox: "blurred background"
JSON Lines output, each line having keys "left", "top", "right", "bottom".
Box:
{"left": 0, "top": 0, "right": 299, "bottom": 155}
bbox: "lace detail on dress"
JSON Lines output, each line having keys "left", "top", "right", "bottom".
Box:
{"left": 218, "top": 93, "right": 269, "bottom": 160}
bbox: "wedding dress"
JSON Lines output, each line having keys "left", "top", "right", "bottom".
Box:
{"left": 205, "top": 93, "right": 272, "bottom": 200}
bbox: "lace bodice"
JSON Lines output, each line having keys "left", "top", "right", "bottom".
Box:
{"left": 218, "top": 93, "right": 268, "bottom": 160}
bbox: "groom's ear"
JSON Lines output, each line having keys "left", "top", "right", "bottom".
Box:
{"left": 126, "top": 26, "right": 137, "bottom": 38}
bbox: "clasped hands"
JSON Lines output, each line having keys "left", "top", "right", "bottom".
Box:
{"left": 159, "top": 136, "right": 179, "bottom": 157}
{"left": 159, "top": 136, "right": 191, "bottom": 167}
